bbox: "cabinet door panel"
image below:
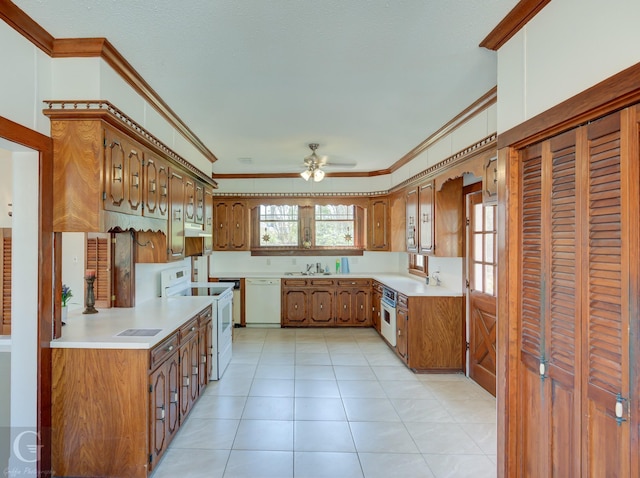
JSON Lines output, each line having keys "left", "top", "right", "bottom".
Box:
{"left": 195, "top": 182, "right": 205, "bottom": 225}
{"left": 335, "top": 290, "right": 352, "bottom": 325}
{"left": 144, "top": 154, "right": 169, "bottom": 219}
{"left": 184, "top": 177, "right": 196, "bottom": 223}
{"left": 368, "top": 198, "right": 389, "bottom": 250}
{"left": 126, "top": 142, "right": 143, "bottom": 214}
{"left": 104, "top": 130, "right": 126, "bottom": 212}
{"left": 230, "top": 202, "right": 247, "bottom": 249}
{"left": 149, "top": 364, "right": 167, "bottom": 469}
{"left": 169, "top": 170, "right": 185, "bottom": 260}
{"left": 406, "top": 188, "right": 418, "bottom": 252}
{"left": 353, "top": 289, "right": 371, "bottom": 326}
{"left": 166, "top": 354, "right": 179, "bottom": 438}
{"left": 282, "top": 289, "right": 308, "bottom": 326}
{"left": 396, "top": 306, "right": 408, "bottom": 361}
{"left": 203, "top": 187, "right": 214, "bottom": 254}
{"left": 418, "top": 182, "right": 434, "bottom": 254}
{"left": 310, "top": 290, "right": 333, "bottom": 325}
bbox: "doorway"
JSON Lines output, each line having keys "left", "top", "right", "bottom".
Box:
{"left": 466, "top": 189, "right": 497, "bottom": 396}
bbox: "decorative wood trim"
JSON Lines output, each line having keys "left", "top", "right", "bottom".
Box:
{"left": 479, "top": 0, "right": 551, "bottom": 51}
{"left": 0, "top": 0, "right": 54, "bottom": 54}
{"left": 498, "top": 61, "right": 640, "bottom": 149}
{"left": 0, "top": 114, "right": 55, "bottom": 476}
{"left": 43, "top": 100, "right": 217, "bottom": 188}
{"left": 0, "top": 3, "right": 217, "bottom": 165}
{"left": 213, "top": 191, "right": 385, "bottom": 198}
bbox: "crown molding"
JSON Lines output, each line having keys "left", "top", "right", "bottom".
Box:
{"left": 480, "top": 0, "right": 551, "bottom": 51}
{"left": 0, "top": 3, "right": 217, "bottom": 165}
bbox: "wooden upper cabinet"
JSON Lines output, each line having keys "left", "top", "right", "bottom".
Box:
{"left": 367, "top": 198, "right": 389, "bottom": 250}
{"left": 203, "top": 186, "right": 214, "bottom": 255}
{"left": 103, "top": 128, "right": 143, "bottom": 216}
{"left": 418, "top": 181, "right": 434, "bottom": 255}
{"left": 143, "top": 154, "right": 169, "bottom": 219}
{"left": 213, "top": 200, "right": 248, "bottom": 250}
{"left": 183, "top": 177, "right": 196, "bottom": 224}
{"left": 194, "top": 183, "right": 205, "bottom": 225}
{"left": 406, "top": 188, "right": 418, "bottom": 253}
{"left": 168, "top": 169, "right": 185, "bottom": 260}
{"left": 434, "top": 177, "right": 463, "bottom": 257}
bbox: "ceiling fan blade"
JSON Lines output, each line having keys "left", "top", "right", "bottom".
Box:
{"left": 323, "top": 160, "right": 357, "bottom": 169}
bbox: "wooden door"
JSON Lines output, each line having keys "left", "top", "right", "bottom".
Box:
{"left": 418, "top": 182, "right": 434, "bottom": 254}
{"left": 149, "top": 363, "right": 168, "bottom": 469}
{"left": 104, "top": 129, "right": 126, "bottom": 212}
{"left": 229, "top": 201, "right": 247, "bottom": 249}
{"left": 368, "top": 198, "right": 389, "bottom": 250}
{"left": 213, "top": 201, "right": 230, "bottom": 249}
{"left": 406, "top": 188, "right": 418, "bottom": 252}
{"left": 86, "top": 233, "right": 111, "bottom": 308}
{"left": 352, "top": 289, "right": 371, "bottom": 326}
{"left": 310, "top": 289, "right": 333, "bottom": 325}
{"left": 203, "top": 187, "right": 214, "bottom": 254}
{"left": 336, "top": 289, "right": 353, "bottom": 325}
{"left": 468, "top": 191, "right": 497, "bottom": 396}
{"left": 143, "top": 154, "right": 168, "bottom": 219}
{"left": 168, "top": 170, "right": 185, "bottom": 259}
{"left": 1, "top": 229, "right": 11, "bottom": 334}
{"left": 282, "top": 289, "right": 308, "bottom": 326}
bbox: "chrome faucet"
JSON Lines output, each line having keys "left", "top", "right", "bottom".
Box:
{"left": 306, "top": 263, "right": 314, "bottom": 273}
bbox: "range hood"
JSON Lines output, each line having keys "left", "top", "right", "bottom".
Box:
{"left": 184, "top": 222, "right": 212, "bottom": 238}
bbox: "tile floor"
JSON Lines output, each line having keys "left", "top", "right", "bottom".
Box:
{"left": 151, "top": 327, "right": 497, "bottom": 478}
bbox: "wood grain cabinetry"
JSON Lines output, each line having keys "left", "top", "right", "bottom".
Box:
{"left": 52, "top": 305, "right": 213, "bottom": 477}
{"left": 143, "top": 154, "right": 169, "bottom": 219}
{"left": 367, "top": 198, "right": 389, "bottom": 250}
{"left": 418, "top": 182, "right": 434, "bottom": 254}
{"left": 281, "top": 278, "right": 371, "bottom": 327}
{"left": 103, "top": 127, "right": 144, "bottom": 216}
{"left": 203, "top": 186, "right": 214, "bottom": 254}
{"left": 406, "top": 188, "right": 418, "bottom": 252}
{"left": 168, "top": 169, "right": 185, "bottom": 260}
{"left": 371, "top": 280, "right": 382, "bottom": 333}
{"left": 213, "top": 200, "right": 248, "bottom": 250}
{"left": 183, "top": 176, "right": 196, "bottom": 224}
{"left": 0, "top": 229, "right": 11, "bottom": 334}
{"left": 392, "top": 293, "right": 463, "bottom": 372}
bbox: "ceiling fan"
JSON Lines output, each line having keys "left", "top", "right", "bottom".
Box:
{"left": 300, "top": 143, "right": 356, "bottom": 182}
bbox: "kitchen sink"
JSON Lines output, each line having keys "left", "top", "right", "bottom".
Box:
{"left": 284, "top": 272, "right": 332, "bottom": 276}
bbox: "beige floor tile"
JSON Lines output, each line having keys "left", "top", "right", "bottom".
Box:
{"left": 405, "top": 422, "right": 484, "bottom": 455}
{"left": 372, "top": 365, "right": 420, "bottom": 381}
{"left": 152, "top": 448, "right": 230, "bottom": 478}
{"left": 189, "top": 395, "right": 247, "bottom": 420}
{"left": 349, "top": 421, "right": 419, "bottom": 453}
{"left": 329, "top": 353, "right": 369, "bottom": 366}
{"left": 242, "top": 396, "right": 294, "bottom": 420}
{"left": 294, "top": 451, "right": 363, "bottom": 478}
{"left": 390, "top": 398, "right": 455, "bottom": 423}
{"left": 460, "top": 422, "right": 497, "bottom": 455}
{"left": 423, "top": 453, "right": 496, "bottom": 478}
{"left": 441, "top": 399, "right": 497, "bottom": 424}
{"left": 337, "top": 380, "right": 386, "bottom": 398}
{"left": 204, "top": 377, "right": 253, "bottom": 397}
{"left": 359, "top": 452, "right": 435, "bottom": 478}
{"left": 379, "top": 380, "right": 436, "bottom": 399}
{"left": 233, "top": 419, "right": 294, "bottom": 451}
{"left": 293, "top": 420, "right": 356, "bottom": 452}
{"left": 333, "top": 365, "right": 377, "bottom": 381}
{"left": 249, "top": 378, "right": 295, "bottom": 397}
{"left": 294, "top": 397, "right": 347, "bottom": 421}
{"left": 255, "top": 364, "right": 295, "bottom": 379}
{"left": 295, "top": 379, "right": 340, "bottom": 398}
{"left": 223, "top": 450, "right": 293, "bottom": 478}
{"left": 342, "top": 397, "right": 401, "bottom": 422}
{"left": 170, "top": 418, "right": 239, "bottom": 450}
{"left": 295, "top": 352, "right": 332, "bottom": 365}
{"left": 295, "top": 365, "right": 335, "bottom": 380}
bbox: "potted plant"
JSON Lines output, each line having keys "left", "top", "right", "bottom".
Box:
{"left": 61, "top": 284, "right": 73, "bottom": 324}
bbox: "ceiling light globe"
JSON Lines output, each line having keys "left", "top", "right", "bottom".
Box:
{"left": 300, "top": 169, "right": 312, "bottom": 181}
{"left": 313, "top": 168, "right": 325, "bottom": 182}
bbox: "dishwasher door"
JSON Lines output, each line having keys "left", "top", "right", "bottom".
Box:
{"left": 245, "top": 278, "right": 281, "bottom": 327}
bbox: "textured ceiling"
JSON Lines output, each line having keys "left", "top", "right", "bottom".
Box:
{"left": 15, "top": 0, "right": 517, "bottom": 175}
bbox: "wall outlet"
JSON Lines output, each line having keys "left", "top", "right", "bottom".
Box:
{"left": 266, "top": 258, "right": 271, "bottom": 266}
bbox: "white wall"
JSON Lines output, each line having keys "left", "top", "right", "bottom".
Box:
{"left": 61, "top": 233, "right": 87, "bottom": 312}
{"left": 0, "top": 150, "right": 12, "bottom": 228}
{"left": 497, "top": 0, "right": 640, "bottom": 133}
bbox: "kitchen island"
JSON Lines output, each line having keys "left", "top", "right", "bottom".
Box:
{"left": 50, "top": 297, "right": 215, "bottom": 478}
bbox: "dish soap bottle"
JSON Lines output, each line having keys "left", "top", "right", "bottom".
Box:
{"left": 335, "top": 259, "right": 340, "bottom": 274}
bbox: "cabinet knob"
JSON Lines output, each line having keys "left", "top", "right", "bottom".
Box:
{"left": 190, "top": 326, "right": 196, "bottom": 332}
{"left": 202, "top": 354, "right": 207, "bottom": 364}
{"left": 167, "top": 345, "right": 174, "bottom": 352}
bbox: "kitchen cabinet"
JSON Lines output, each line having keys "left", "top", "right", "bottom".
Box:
{"left": 203, "top": 186, "right": 214, "bottom": 254}
{"left": 367, "top": 197, "right": 389, "bottom": 250}
{"left": 199, "top": 310, "right": 213, "bottom": 391}
{"left": 405, "top": 187, "right": 418, "bottom": 252}
{"left": 1, "top": 229, "right": 10, "bottom": 334}
{"left": 418, "top": 181, "right": 434, "bottom": 254}
{"left": 168, "top": 169, "right": 185, "bottom": 260}
{"left": 371, "top": 280, "right": 382, "bottom": 333}
{"left": 183, "top": 176, "right": 196, "bottom": 224}
{"left": 51, "top": 304, "right": 212, "bottom": 478}
{"left": 213, "top": 200, "right": 248, "bottom": 250}
{"left": 194, "top": 182, "right": 205, "bottom": 225}
{"left": 143, "top": 154, "right": 169, "bottom": 219}
{"left": 390, "top": 294, "right": 463, "bottom": 372}
{"left": 103, "top": 127, "right": 143, "bottom": 216}
{"left": 281, "top": 278, "right": 371, "bottom": 327}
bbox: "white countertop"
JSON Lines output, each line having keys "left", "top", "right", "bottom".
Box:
{"left": 50, "top": 296, "right": 215, "bottom": 350}
{"left": 212, "top": 272, "right": 462, "bottom": 297}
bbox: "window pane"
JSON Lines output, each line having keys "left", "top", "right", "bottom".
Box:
{"left": 315, "top": 205, "right": 355, "bottom": 247}
{"left": 259, "top": 205, "right": 298, "bottom": 246}
{"left": 474, "top": 204, "right": 483, "bottom": 232}
{"left": 485, "top": 233, "right": 494, "bottom": 263}
{"left": 485, "top": 265, "right": 495, "bottom": 296}
{"left": 474, "top": 234, "right": 483, "bottom": 262}
{"left": 485, "top": 205, "right": 495, "bottom": 232}
{"left": 474, "top": 263, "right": 484, "bottom": 293}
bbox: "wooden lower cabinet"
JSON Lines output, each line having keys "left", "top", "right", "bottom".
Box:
{"left": 52, "top": 305, "right": 212, "bottom": 477}
{"left": 393, "top": 294, "right": 464, "bottom": 372}
{"left": 371, "top": 281, "right": 382, "bottom": 333}
{"left": 281, "top": 278, "right": 371, "bottom": 327}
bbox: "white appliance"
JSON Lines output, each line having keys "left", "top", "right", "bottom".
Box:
{"left": 380, "top": 286, "right": 397, "bottom": 346}
{"left": 161, "top": 266, "right": 234, "bottom": 380}
{"left": 245, "top": 278, "right": 281, "bottom": 327}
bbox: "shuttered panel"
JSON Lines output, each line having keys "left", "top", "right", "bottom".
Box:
{"left": 1, "top": 230, "right": 11, "bottom": 334}
{"left": 86, "top": 234, "right": 111, "bottom": 308}
{"left": 520, "top": 143, "right": 544, "bottom": 360}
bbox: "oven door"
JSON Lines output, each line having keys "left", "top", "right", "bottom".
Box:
{"left": 380, "top": 299, "right": 397, "bottom": 347}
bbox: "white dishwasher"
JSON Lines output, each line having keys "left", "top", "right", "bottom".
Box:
{"left": 245, "top": 278, "right": 281, "bottom": 327}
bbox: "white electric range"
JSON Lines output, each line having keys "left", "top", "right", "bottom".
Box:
{"left": 161, "top": 266, "right": 234, "bottom": 380}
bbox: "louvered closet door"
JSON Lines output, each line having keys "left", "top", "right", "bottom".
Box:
{"left": 86, "top": 234, "right": 112, "bottom": 308}
{"left": 582, "top": 112, "right": 630, "bottom": 477}
{"left": 1, "top": 230, "right": 11, "bottom": 335}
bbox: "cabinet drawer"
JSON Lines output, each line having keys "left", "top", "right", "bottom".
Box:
{"left": 283, "top": 278, "right": 307, "bottom": 287}
{"left": 179, "top": 317, "right": 199, "bottom": 341}
{"left": 309, "top": 279, "right": 334, "bottom": 287}
{"left": 336, "top": 279, "right": 371, "bottom": 288}
{"left": 150, "top": 333, "right": 179, "bottom": 371}
{"left": 372, "top": 281, "right": 383, "bottom": 293}
{"left": 398, "top": 293, "right": 409, "bottom": 309}
{"left": 197, "top": 305, "right": 213, "bottom": 325}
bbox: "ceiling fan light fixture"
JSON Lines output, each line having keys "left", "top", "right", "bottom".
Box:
{"left": 300, "top": 169, "right": 312, "bottom": 181}
{"left": 313, "top": 168, "right": 325, "bottom": 182}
